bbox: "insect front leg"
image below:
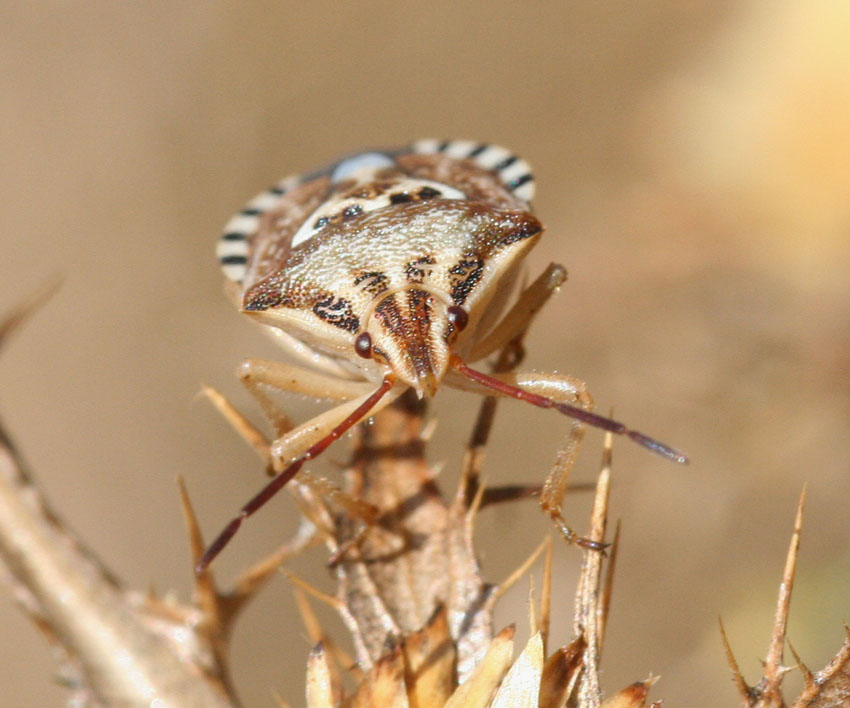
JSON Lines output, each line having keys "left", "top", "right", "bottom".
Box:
{"left": 266, "top": 384, "right": 403, "bottom": 472}
{"left": 197, "top": 376, "right": 404, "bottom": 572}
{"left": 468, "top": 262, "right": 567, "bottom": 362}
{"left": 238, "top": 357, "right": 376, "bottom": 435}
{"left": 228, "top": 359, "right": 384, "bottom": 526}
{"left": 241, "top": 364, "right": 402, "bottom": 521}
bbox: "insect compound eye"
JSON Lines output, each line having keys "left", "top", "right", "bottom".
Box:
{"left": 354, "top": 331, "right": 373, "bottom": 359}
{"left": 446, "top": 305, "right": 469, "bottom": 332}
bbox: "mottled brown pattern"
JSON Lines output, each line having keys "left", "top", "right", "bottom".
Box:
{"left": 311, "top": 292, "right": 359, "bottom": 332}
{"left": 337, "top": 176, "right": 405, "bottom": 201}
{"left": 310, "top": 201, "right": 365, "bottom": 233}
{"left": 448, "top": 251, "right": 485, "bottom": 306}
{"left": 242, "top": 270, "right": 320, "bottom": 312}
{"left": 336, "top": 395, "right": 493, "bottom": 671}
{"left": 406, "top": 288, "right": 435, "bottom": 380}
{"left": 405, "top": 255, "right": 436, "bottom": 284}
{"left": 242, "top": 176, "right": 332, "bottom": 293}
{"left": 372, "top": 291, "right": 435, "bottom": 381}
{"left": 353, "top": 270, "right": 391, "bottom": 297}
{"left": 395, "top": 153, "right": 526, "bottom": 210}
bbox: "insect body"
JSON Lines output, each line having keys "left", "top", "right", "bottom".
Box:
{"left": 200, "top": 139, "right": 687, "bottom": 571}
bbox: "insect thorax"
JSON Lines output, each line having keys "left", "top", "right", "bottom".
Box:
{"left": 217, "top": 141, "right": 542, "bottom": 391}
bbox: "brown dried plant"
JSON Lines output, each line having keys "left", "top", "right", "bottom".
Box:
{"left": 1, "top": 291, "right": 847, "bottom": 708}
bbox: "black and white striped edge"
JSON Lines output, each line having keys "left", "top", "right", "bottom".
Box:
{"left": 216, "top": 174, "right": 300, "bottom": 283}
{"left": 218, "top": 140, "right": 534, "bottom": 282}
{"left": 411, "top": 139, "right": 535, "bottom": 203}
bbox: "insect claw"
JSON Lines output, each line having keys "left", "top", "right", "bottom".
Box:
{"left": 576, "top": 537, "right": 609, "bottom": 554}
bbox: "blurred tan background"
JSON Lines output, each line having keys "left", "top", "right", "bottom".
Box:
{"left": 2, "top": 2, "right": 849, "bottom": 706}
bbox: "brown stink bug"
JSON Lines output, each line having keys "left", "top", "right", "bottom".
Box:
{"left": 199, "top": 139, "right": 687, "bottom": 571}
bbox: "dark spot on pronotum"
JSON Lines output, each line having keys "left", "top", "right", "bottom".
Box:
{"left": 417, "top": 186, "right": 442, "bottom": 200}
{"left": 354, "top": 331, "right": 373, "bottom": 358}
{"left": 449, "top": 253, "right": 484, "bottom": 305}
{"left": 353, "top": 271, "right": 389, "bottom": 296}
{"left": 406, "top": 254, "right": 436, "bottom": 284}
{"left": 244, "top": 290, "right": 283, "bottom": 311}
{"left": 312, "top": 294, "right": 359, "bottom": 332}
{"left": 390, "top": 192, "right": 414, "bottom": 205}
{"left": 314, "top": 216, "right": 330, "bottom": 229}
{"left": 497, "top": 215, "right": 543, "bottom": 247}
{"left": 343, "top": 204, "right": 363, "bottom": 218}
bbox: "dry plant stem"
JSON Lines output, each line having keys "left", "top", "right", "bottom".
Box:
{"left": 180, "top": 476, "right": 319, "bottom": 652}
{"left": 573, "top": 431, "right": 614, "bottom": 708}
{"left": 720, "top": 486, "right": 850, "bottom": 707}
{"left": 201, "top": 383, "right": 377, "bottom": 537}
{"left": 789, "top": 629, "right": 850, "bottom": 708}
{"left": 334, "top": 392, "right": 495, "bottom": 678}
{"left": 722, "top": 488, "right": 805, "bottom": 708}
{"left": 760, "top": 485, "right": 806, "bottom": 702}
{"left": 597, "top": 520, "right": 621, "bottom": 654}
{"left": 0, "top": 304, "right": 239, "bottom": 707}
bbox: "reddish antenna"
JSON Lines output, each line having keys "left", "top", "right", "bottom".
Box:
{"left": 451, "top": 357, "right": 689, "bottom": 465}
{"left": 195, "top": 376, "right": 396, "bottom": 573}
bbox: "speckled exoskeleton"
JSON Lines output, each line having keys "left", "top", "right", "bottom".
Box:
{"left": 200, "top": 139, "right": 687, "bottom": 571}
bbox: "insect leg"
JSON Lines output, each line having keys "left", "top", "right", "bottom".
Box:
{"left": 203, "top": 382, "right": 380, "bottom": 528}
{"left": 449, "top": 361, "right": 687, "bottom": 464}
{"left": 447, "top": 366, "right": 599, "bottom": 545}
{"left": 468, "top": 262, "right": 567, "bottom": 362}
{"left": 197, "top": 376, "right": 401, "bottom": 572}
{"left": 239, "top": 358, "right": 375, "bottom": 435}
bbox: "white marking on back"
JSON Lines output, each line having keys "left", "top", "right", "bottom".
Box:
{"left": 221, "top": 262, "right": 247, "bottom": 281}
{"left": 411, "top": 139, "right": 535, "bottom": 202}
{"left": 218, "top": 140, "right": 535, "bottom": 285}
{"left": 223, "top": 214, "right": 260, "bottom": 235}
{"left": 216, "top": 239, "right": 249, "bottom": 259}
{"left": 443, "top": 140, "right": 478, "bottom": 158}
{"left": 512, "top": 178, "right": 534, "bottom": 202}
{"left": 246, "top": 191, "right": 284, "bottom": 211}
{"left": 331, "top": 152, "right": 394, "bottom": 183}
{"left": 412, "top": 138, "right": 441, "bottom": 154}
{"left": 499, "top": 159, "right": 531, "bottom": 184}
{"left": 474, "top": 144, "right": 512, "bottom": 169}
{"left": 291, "top": 175, "right": 467, "bottom": 248}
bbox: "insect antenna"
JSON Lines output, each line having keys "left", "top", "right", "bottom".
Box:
{"left": 451, "top": 357, "right": 688, "bottom": 464}
{"left": 195, "top": 375, "right": 396, "bottom": 573}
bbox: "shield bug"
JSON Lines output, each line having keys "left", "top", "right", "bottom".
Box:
{"left": 199, "top": 139, "right": 687, "bottom": 572}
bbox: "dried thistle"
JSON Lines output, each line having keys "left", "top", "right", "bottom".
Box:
{"left": 1, "top": 292, "right": 847, "bottom": 707}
